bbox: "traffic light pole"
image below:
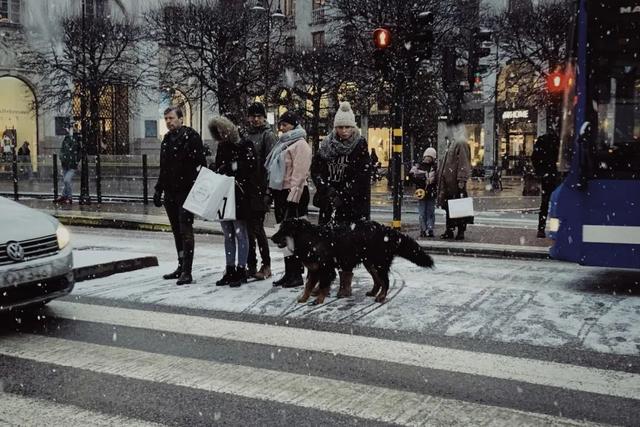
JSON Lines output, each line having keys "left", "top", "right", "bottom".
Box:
{"left": 391, "top": 71, "right": 405, "bottom": 230}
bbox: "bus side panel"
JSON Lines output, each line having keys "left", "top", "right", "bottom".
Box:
{"left": 579, "top": 180, "right": 640, "bottom": 269}
{"left": 549, "top": 182, "right": 584, "bottom": 263}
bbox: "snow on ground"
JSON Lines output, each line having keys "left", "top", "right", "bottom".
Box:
{"left": 67, "top": 227, "right": 640, "bottom": 356}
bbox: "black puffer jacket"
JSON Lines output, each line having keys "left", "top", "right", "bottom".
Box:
{"left": 311, "top": 133, "right": 371, "bottom": 222}
{"left": 209, "top": 117, "right": 259, "bottom": 221}
{"left": 245, "top": 124, "right": 278, "bottom": 212}
{"left": 155, "top": 126, "right": 207, "bottom": 196}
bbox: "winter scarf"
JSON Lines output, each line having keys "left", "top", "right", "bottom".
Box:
{"left": 264, "top": 125, "right": 307, "bottom": 190}
{"left": 318, "top": 129, "right": 361, "bottom": 160}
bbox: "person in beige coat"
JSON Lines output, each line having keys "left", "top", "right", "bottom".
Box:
{"left": 437, "top": 135, "right": 471, "bottom": 240}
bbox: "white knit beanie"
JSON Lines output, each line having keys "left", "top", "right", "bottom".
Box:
{"left": 333, "top": 101, "right": 357, "bottom": 128}
{"left": 423, "top": 147, "right": 437, "bottom": 159}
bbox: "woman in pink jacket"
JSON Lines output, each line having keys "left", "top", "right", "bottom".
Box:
{"left": 264, "top": 111, "right": 312, "bottom": 288}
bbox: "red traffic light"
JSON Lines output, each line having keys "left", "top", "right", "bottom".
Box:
{"left": 373, "top": 28, "right": 391, "bottom": 49}
{"left": 547, "top": 71, "right": 565, "bottom": 93}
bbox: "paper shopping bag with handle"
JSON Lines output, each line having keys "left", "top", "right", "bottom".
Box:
{"left": 183, "top": 168, "right": 235, "bottom": 221}
{"left": 447, "top": 197, "right": 474, "bottom": 219}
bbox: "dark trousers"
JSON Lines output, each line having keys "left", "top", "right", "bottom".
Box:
{"left": 443, "top": 189, "right": 468, "bottom": 235}
{"left": 164, "top": 193, "right": 195, "bottom": 273}
{"left": 248, "top": 211, "right": 271, "bottom": 269}
{"left": 272, "top": 187, "right": 309, "bottom": 276}
{"left": 538, "top": 176, "right": 558, "bottom": 232}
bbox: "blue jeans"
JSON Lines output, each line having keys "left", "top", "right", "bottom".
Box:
{"left": 418, "top": 198, "right": 436, "bottom": 233}
{"left": 62, "top": 169, "right": 76, "bottom": 198}
{"left": 220, "top": 220, "right": 249, "bottom": 267}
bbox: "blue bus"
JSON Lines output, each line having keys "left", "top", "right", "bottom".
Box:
{"left": 548, "top": 0, "right": 640, "bottom": 269}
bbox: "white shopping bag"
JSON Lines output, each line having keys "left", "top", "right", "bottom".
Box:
{"left": 448, "top": 197, "right": 474, "bottom": 219}
{"left": 183, "top": 168, "right": 236, "bottom": 221}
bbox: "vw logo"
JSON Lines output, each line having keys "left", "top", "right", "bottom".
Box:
{"left": 6, "top": 241, "right": 25, "bottom": 262}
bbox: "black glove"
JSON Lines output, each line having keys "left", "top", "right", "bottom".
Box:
{"left": 285, "top": 201, "right": 299, "bottom": 219}
{"left": 263, "top": 192, "right": 273, "bottom": 209}
{"left": 327, "top": 188, "right": 342, "bottom": 208}
{"left": 153, "top": 191, "right": 163, "bottom": 207}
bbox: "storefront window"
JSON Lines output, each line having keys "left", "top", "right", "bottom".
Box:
{"left": 0, "top": 0, "right": 21, "bottom": 24}
{"left": 0, "top": 76, "right": 37, "bottom": 169}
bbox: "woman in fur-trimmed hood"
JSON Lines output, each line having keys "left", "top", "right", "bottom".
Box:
{"left": 208, "top": 116, "right": 259, "bottom": 287}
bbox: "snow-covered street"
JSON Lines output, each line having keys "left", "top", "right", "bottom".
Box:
{"left": 70, "top": 226, "right": 640, "bottom": 357}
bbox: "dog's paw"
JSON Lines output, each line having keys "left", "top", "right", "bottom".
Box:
{"left": 374, "top": 295, "right": 387, "bottom": 303}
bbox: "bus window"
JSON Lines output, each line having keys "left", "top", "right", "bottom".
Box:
{"left": 558, "top": 60, "right": 577, "bottom": 173}
{"left": 586, "top": 2, "right": 640, "bottom": 180}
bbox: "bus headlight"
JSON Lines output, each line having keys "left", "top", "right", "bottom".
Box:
{"left": 548, "top": 218, "right": 560, "bottom": 233}
{"left": 56, "top": 224, "right": 71, "bottom": 249}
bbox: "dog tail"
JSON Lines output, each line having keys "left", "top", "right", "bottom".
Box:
{"left": 394, "top": 231, "right": 434, "bottom": 268}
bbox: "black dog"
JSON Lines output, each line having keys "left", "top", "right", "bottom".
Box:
{"left": 271, "top": 218, "right": 434, "bottom": 304}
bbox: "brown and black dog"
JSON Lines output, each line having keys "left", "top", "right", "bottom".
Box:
{"left": 271, "top": 218, "right": 434, "bottom": 305}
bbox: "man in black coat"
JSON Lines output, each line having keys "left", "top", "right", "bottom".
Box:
{"left": 531, "top": 133, "right": 560, "bottom": 238}
{"left": 244, "top": 102, "right": 277, "bottom": 280}
{"left": 154, "top": 107, "right": 207, "bottom": 285}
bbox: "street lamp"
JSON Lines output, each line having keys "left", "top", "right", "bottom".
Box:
{"left": 251, "top": 1, "right": 285, "bottom": 110}
{"left": 79, "top": 0, "right": 91, "bottom": 205}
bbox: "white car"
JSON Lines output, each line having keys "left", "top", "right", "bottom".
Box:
{"left": 0, "top": 196, "right": 74, "bottom": 311}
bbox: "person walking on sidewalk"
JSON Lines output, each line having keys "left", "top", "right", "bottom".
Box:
{"left": 17, "top": 141, "right": 33, "bottom": 180}
{"left": 531, "top": 133, "right": 560, "bottom": 238}
{"left": 244, "top": 102, "right": 277, "bottom": 280}
{"left": 55, "top": 129, "right": 80, "bottom": 205}
{"left": 437, "top": 133, "right": 471, "bottom": 240}
{"left": 153, "top": 107, "right": 207, "bottom": 286}
{"left": 209, "top": 116, "right": 259, "bottom": 288}
{"left": 410, "top": 147, "right": 438, "bottom": 238}
{"left": 265, "top": 111, "right": 312, "bottom": 289}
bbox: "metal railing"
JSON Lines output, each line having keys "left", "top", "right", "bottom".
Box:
{"left": 311, "top": 6, "right": 328, "bottom": 25}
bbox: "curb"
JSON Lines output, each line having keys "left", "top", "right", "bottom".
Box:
{"left": 73, "top": 256, "right": 159, "bottom": 283}
{"left": 56, "top": 214, "right": 549, "bottom": 261}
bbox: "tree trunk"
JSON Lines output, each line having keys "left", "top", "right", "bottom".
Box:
{"left": 312, "top": 93, "right": 322, "bottom": 153}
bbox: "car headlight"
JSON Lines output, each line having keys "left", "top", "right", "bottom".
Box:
{"left": 56, "top": 224, "right": 71, "bottom": 249}
{"left": 548, "top": 218, "right": 560, "bottom": 233}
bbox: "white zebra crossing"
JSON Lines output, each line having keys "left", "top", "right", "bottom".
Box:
{"left": 0, "top": 393, "right": 165, "bottom": 427}
{"left": 48, "top": 301, "right": 640, "bottom": 401}
{"left": 0, "top": 334, "right": 603, "bottom": 427}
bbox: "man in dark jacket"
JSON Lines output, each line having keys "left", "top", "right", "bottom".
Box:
{"left": 531, "top": 133, "right": 560, "bottom": 238}
{"left": 244, "top": 102, "right": 277, "bottom": 280}
{"left": 154, "top": 107, "right": 207, "bottom": 285}
{"left": 55, "top": 129, "right": 80, "bottom": 204}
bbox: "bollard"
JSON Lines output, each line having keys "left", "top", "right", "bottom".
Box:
{"left": 11, "top": 146, "right": 18, "bottom": 201}
{"left": 53, "top": 154, "right": 59, "bottom": 201}
{"left": 96, "top": 153, "right": 102, "bottom": 203}
{"left": 142, "top": 154, "right": 148, "bottom": 205}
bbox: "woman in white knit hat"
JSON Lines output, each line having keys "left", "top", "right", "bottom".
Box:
{"left": 409, "top": 147, "right": 438, "bottom": 237}
{"left": 310, "top": 101, "right": 371, "bottom": 298}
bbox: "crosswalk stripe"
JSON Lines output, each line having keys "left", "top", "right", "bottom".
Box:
{"left": 0, "top": 393, "right": 165, "bottom": 427}
{"left": 0, "top": 334, "right": 602, "bottom": 427}
{"left": 50, "top": 301, "right": 640, "bottom": 401}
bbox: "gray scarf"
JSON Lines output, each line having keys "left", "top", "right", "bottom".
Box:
{"left": 264, "top": 125, "right": 307, "bottom": 190}
{"left": 318, "top": 129, "right": 361, "bottom": 160}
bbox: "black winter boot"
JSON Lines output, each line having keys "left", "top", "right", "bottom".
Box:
{"left": 216, "top": 266, "right": 236, "bottom": 286}
{"left": 229, "top": 266, "right": 248, "bottom": 288}
{"left": 176, "top": 272, "right": 192, "bottom": 286}
{"left": 163, "top": 259, "right": 183, "bottom": 280}
{"left": 273, "top": 257, "right": 293, "bottom": 287}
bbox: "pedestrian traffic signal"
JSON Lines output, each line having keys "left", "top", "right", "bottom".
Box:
{"left": 468, "top": 28, "right": 492, "bottom": 91}
{"left": 373, "top": 28, "right": 392, "bottom": 49}
{"left": 412, "top": 11, "right": 434, "bottom": 61}
{"left": 547, "top": 71, "right": 566, "bottom": 93}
